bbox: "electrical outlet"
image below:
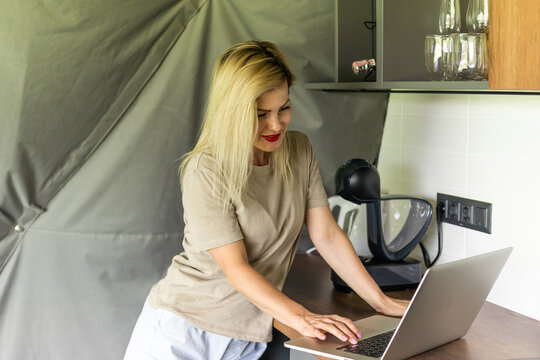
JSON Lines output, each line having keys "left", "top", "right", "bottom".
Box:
{"left": 437, "top": 193, "right": 492, "bottom": 234}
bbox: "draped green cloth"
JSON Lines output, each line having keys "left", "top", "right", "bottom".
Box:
{"left": 0, "top": 1, "right": 387, "bottom": 358}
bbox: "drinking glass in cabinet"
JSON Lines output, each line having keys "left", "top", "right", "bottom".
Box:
{"left": 439, "top": 0, "right": 461, "bottom": 34}
{"left": 425, "top": 35, "right": 452, "bottom": 81}
{"left": 449, "top": 33, "right": 488, "bottom": 80}
{"left": 466, "top": 0, "right": 489, "bottom": 33}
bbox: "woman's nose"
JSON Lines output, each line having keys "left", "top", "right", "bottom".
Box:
{"left": 266, "top": 113, "right": 282, "bottom": 131}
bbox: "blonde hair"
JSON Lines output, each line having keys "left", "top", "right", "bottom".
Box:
{"left": 179, "top": 40, "right": 296, "bottom": 204}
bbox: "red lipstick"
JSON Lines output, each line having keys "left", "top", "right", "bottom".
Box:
{"left": 262, "top": 133, "right": 281, "bottom": 142}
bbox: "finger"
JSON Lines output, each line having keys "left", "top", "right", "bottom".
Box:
{"left": 329, "top": 315, "right": 360, "bottom": 336}
{"left": 320, "top": 317, "right": 357, "bottom": 339}
{"left": 313, "top": 328, "right": 326, "bottom": 341}
{"left": 301, "top": 319, "right": 328, "bottom": 341}
{"left": 311, "top": 315, "right": 359, "bottom": 341}
{"left": 326, "top": 319, "right": 358, "bottom": 343}
{"left": 303, "top": 325, "right": 327, "bottom": 341}
{"left": 311, "top": 320, "right": 352, "bottom": 343}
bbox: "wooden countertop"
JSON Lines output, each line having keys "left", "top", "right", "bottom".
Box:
{"left": 274, "top": 253, "right": 540, "bottom": 360}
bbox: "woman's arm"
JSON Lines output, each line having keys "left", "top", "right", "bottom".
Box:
{"left": 305, "top": 206, "right": 410, "bottom": 316}
{"left": 208, "top": 240, "right": 361, "bottom": 344}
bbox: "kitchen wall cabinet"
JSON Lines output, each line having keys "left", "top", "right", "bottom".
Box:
{"left": 307, "top": 0, "right": 538, "bottom": 92}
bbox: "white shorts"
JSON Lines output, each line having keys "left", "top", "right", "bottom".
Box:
{"left": 124, "top": 301, "right": 267, "bottom": 360}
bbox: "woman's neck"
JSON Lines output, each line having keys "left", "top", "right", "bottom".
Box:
{"left": 252, "top": 148, "right": 269, "bottom": 166}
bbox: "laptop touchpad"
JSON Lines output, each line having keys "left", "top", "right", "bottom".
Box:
{"left": 357, "top": 327, "right": 377, "bottom": 338}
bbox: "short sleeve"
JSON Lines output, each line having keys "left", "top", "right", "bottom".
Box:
{"left": 304, "top": 137, "right": 329, "bottom": 209}
{"left": 182, "top": 157, "right": 244, "bottom": 251}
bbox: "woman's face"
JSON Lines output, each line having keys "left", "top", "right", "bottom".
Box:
{"left": 253, "top": 81, "right": 291, "bottom": 165}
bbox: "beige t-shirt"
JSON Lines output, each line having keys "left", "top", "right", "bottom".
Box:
{"left": 147, "top": 131, "right": 329, "bottom": 342}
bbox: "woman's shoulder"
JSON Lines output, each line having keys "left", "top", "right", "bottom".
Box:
{"left": 287, "top": 131, "right": 315, "bottom": 156}
{"left": 287, "top": 130, "right": 311, "bottom": 148}
{"left": 183, "top": 152, "right": 219, "bottom": 179}
{"left": 287, "top": 130, "right": 308, "bottom": 141}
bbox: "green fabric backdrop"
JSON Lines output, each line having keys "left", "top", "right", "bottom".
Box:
{"left": 0, "top": 1, "right": 388, "bottom": 358}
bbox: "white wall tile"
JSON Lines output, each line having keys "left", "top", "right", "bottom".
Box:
{"left": 378, "top": 144, "right": 402, "bottom": 194}
{"left": 489, "top": 274, "right": 540, "bottom": 320}
{"left": 401, "top": 179, "right": 467, "bottom": 203}
{"left": 467, "top": 155, "right": 540, "bottom": 199}
{"left": 379, "top": 92, "right": 540, "bottom": 321}
{"left": 436, "top": 222, "right": 467, "bottom": 264}
{"left": 469, "top": 94, "right": 540, "bottom": 120}
{"left": 465, "top": 229, "right": 508, "bottom": 256}
{"left": 402, "top": 147, "right": 467, "bottom": 189}
{"left": 382, "top": 114, "right": 402, "bottom": 146}
{"left": 402, "top": 114, "right": 468, "bottom": 153}
{"left": 497, "top": 241, "right": 540, "bottom": 281}
{"left": 401, "top": 93, "right": 469, "bottom": 118}
{"left": 469, "top": 116, "right": 540, "bottom": 158}
{"left": 386, "top": 93, "right": 403, "bottom": 116}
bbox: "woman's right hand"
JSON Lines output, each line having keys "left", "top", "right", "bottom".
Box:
{"left": 293, "top": 311, "right": 361, "bottom": 345}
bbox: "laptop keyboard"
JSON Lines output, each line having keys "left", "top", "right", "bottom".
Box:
{"left": 336, "top": 330, "right": 395, "bottom": 358}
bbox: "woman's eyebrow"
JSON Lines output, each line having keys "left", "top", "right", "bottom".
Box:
{"left": 257, "top": 99, "right": 290, "bottom": 112}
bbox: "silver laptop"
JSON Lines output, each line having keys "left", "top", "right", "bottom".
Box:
{"left": 285, "top": 247, "right": 513, "bottom": 360}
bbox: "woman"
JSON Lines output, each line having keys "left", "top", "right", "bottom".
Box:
{"left": 124, "top": 40, "right": 409, "bottom": 360}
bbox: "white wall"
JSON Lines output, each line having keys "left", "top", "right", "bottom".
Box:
{"left": 378, "top": 92, "right": 540, "bottom": 321}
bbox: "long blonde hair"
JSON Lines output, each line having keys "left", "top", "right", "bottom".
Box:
{"left": 180, "top": 40, "right": 295, "bottom": 204}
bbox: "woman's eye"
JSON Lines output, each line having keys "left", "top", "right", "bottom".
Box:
{"left": 257, "top": 113, "right": 268, "bottom": 119}
{"left": 279, "top": 106, "right": 291, "bottom": 112}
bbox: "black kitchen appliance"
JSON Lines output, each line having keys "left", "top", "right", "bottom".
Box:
{"left": 330, "top": 159, "right": 433, "bottom": 291}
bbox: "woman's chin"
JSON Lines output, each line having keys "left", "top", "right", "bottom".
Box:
{"left": 256, "top": 135, "right": 284, "bottom": 150}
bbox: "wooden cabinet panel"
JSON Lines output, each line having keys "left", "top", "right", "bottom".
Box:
{"left": 489, "top": 0, "right": 540, "bottom": 90}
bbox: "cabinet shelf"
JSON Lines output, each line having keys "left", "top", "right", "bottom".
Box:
{"left": 316, "top": 0, "right": 493, "bottom": 92}
{"left": 305, "top": 81, "right": 540, "bottom": 94}
{"left": 305, "top": 81, "right": 489, "bottom": 92}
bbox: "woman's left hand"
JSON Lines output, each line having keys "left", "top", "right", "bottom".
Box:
{"left": 378, "top": 296, "right": 410, "bottom": 317}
